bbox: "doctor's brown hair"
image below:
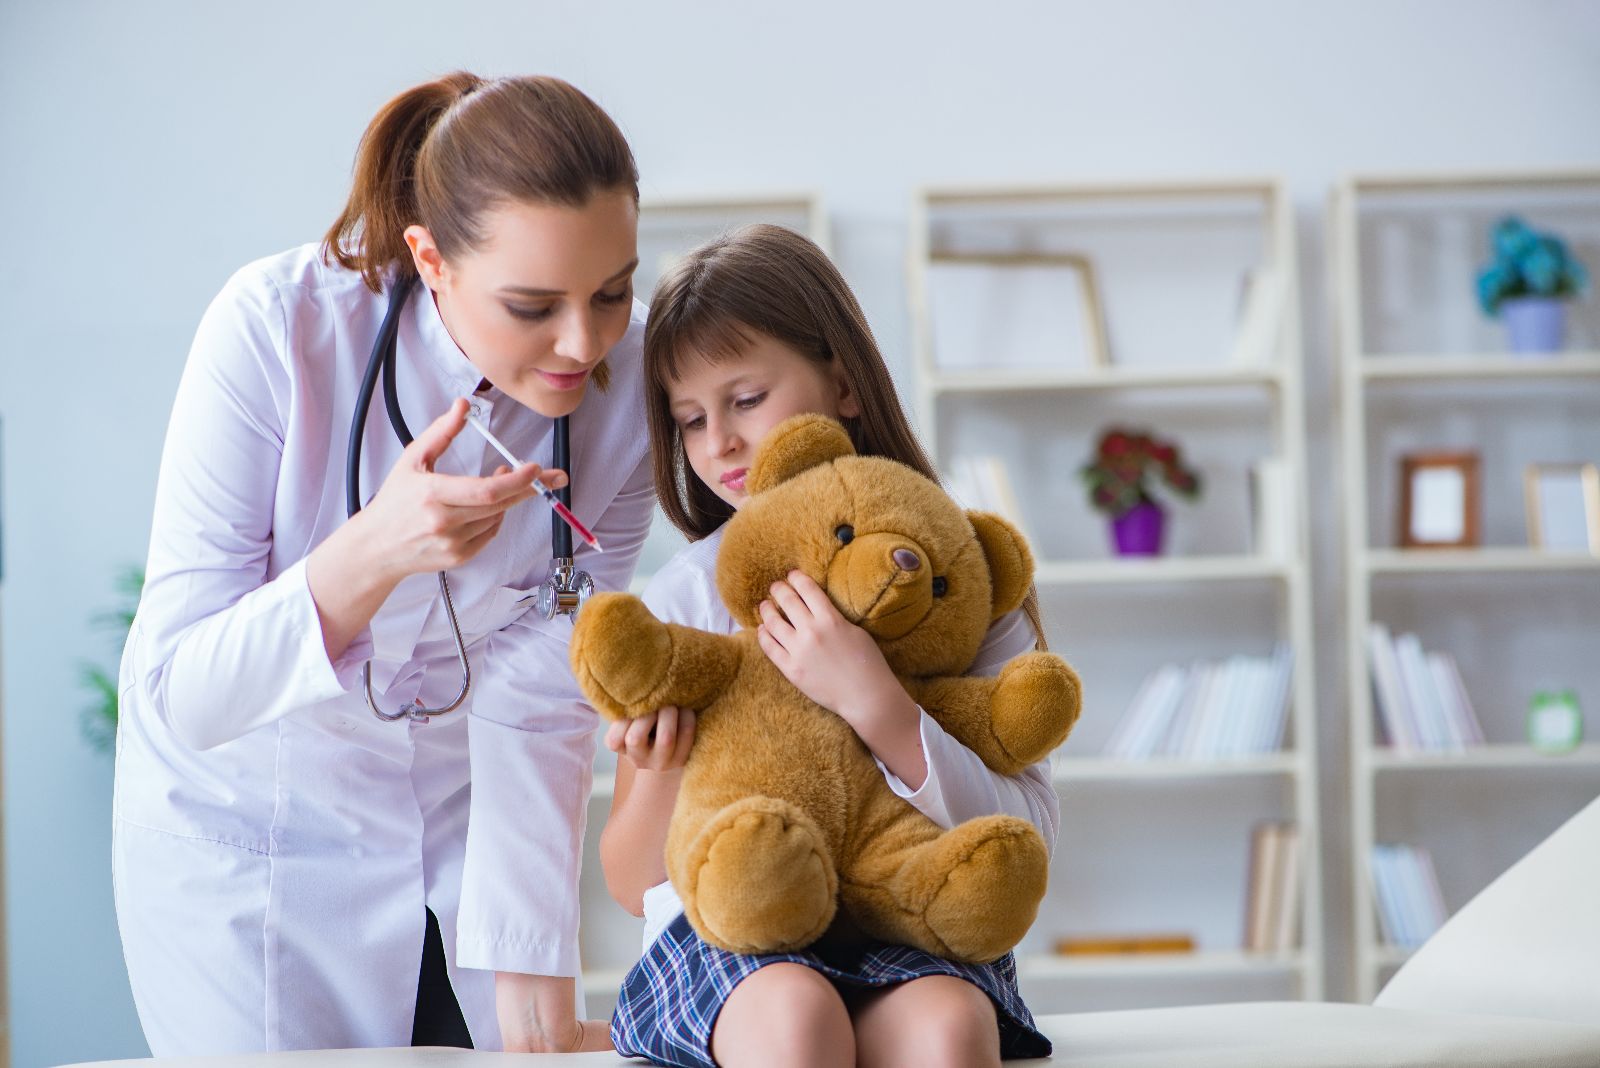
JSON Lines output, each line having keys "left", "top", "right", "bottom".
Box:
{"left": 323, "top": 72, "right": 639, "bottom": 294}
{"left": 642, "top": 224, "right": 1046, "bottom": 646}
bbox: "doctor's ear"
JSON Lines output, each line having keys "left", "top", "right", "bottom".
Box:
{"left": 404, "top": 225, "right": 450, "bottom": 292}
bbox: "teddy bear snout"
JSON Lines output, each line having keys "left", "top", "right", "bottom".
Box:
{"left": 892, "top": 548, "right": 922, "bottom": 572}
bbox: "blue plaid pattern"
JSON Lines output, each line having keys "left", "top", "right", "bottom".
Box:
{"left": 611, "top": 914, "right": 1051, "bottom": 1066}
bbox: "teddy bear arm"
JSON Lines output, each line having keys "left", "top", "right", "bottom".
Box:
{"left": 911, "top": 653, "right": 1082, "bottom": 775}
{"left": 906, "top": 675, "right": 1027, "bottom": 776}
{"left": 569, "top": 591, "right": 742, "bottom": 719}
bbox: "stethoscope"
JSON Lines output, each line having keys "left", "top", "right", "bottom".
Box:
{"left": 345, "top": 274, "right": 593, "bottom": 723}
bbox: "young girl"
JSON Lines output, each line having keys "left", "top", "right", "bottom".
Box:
{"left": 599, "top": 224, "right": 1058, "bottom": 1068}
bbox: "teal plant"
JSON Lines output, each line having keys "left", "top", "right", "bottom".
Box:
{"left": 78, "top": 565, "right": 144, "bottom": 753}
{"left": 1476, "top": 216, "right": 1590, "bottom": 315}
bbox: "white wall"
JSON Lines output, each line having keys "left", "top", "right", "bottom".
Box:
{"left": 1, "top": 1, "right": 1596, "bottom": 1063}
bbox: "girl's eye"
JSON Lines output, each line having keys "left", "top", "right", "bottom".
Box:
{"left": 735, "top": 392, "right": 767, "bottom": 410}
{"left": 505, "top": 304, "right": 554, "bottom": 322}
{"left": 681, "top": 414, "right": 705, "bottom": 432}
{"left": 596, "top": 286, "right": 631, "bottom": 305}
{"left": 932, "top": 577, "right": 948, "bottom": 597}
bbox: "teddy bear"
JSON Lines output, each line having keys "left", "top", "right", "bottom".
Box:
{"left": 569, "top": 413, "right": 1082, "bottom": 964}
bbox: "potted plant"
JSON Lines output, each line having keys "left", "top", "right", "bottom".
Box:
{"left": 78, "top": 565, "right": 143, "bottom": 754}
{"left": 1080, "top": 428, "right": 1202, "bottom": 556}
{"left": 1476, "top": 216, "right": 1590, "bottom": 355}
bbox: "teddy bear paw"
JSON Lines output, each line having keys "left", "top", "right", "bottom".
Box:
{"left": 922, "top": 816, "right": 1049, "bottom": 964}
{"left": 570, "top": 592, "right": 672, "bottom": 719}
{"left": 992, "top": 653, "right": 1082, "bottom": 768}
{"left": 681, "top": 797, "right": 837, "bottom": 955}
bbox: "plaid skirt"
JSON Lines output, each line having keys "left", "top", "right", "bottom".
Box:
{"left": 611, "top": 914, "right": 1051, "bottom": 1067}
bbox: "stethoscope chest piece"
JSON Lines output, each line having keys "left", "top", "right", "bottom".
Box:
{"left": 536, "top": 558, "right": 595, "bottom": 621}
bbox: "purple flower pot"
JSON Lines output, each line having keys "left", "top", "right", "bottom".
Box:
{"left": 1111, "top": 501, "right": 1166, "bottom": 556}
{"left": 1501, "top": 296, "right": 1567, "bottom": 356}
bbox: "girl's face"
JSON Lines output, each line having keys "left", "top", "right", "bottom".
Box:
{"left": 667, "top": 331, "right": 861, "bottom": 509}
{"left": 406, "top": 189, "right": 639, "bottom": 418}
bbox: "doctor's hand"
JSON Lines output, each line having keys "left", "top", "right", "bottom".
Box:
{"left": 758, "top": 571, "right": 928, "bottom": 788}
{"left": 306, "top": 398, "right": 565, "bottom": 662}
{"left": 494, "top": 972, "right": 613, "bottom": 1053}
{"left": 605, "top": 705, "right": 696, "bottom": 773}
{"left": 360, "top": 397, "right": 564, "bottom": 581}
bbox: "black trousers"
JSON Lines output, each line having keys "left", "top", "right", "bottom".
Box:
{"left": 412, "top": 908, "right": 473, "bottom": 1047}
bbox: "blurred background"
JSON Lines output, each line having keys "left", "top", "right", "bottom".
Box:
{"left": 2, "top": 2, "right": 1597, "bottom": 1064}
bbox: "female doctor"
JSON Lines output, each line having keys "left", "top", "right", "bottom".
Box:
{"left": 113, "top": 73, "right": 648, "bottom": 1055}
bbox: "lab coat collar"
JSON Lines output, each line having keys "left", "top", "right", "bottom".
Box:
{"left": 411, "top": 281, "right": 489, "bottom": 397}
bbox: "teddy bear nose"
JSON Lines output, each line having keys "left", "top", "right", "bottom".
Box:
{"left": 892, "top": 548, "right": 922, "bottom": 572}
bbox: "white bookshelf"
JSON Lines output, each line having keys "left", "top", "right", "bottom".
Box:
{"left": 908, "top": 178, "right": 1324, "bottom": 1010}
{"left": 579, "top": 193, "right": 831, "bottom": 1012}
{"left": 1332, "top": 167, "right": 1600, "bottom": 1002}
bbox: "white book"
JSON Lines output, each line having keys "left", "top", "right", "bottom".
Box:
{"left": 1125, "top": 664, "right": 1187, "bottom": 760}
{"left": 1413, "top": 846, "right": 1449, "bottom": 937}
{"left": 1194, "top": 657, "right": 1240, "bottom": 759}
{"left": 1394, "top": 633, "right": 1447, "bottom": 751}
{"left": 1367, "top": 624, "right": 1417, "bottom": 751}
{"left": 1226, "top": 266, "right": 1286, "bottom": 367}
{"left": 1425, "top": 652, "right": 1471, "bottom": 751}
{"left": 1401, "top": 846, "right": 1445, "bottom": 946}
{"left": 1438, "top": 654, "right": 1486, "bottom": 746}
{"left": 1102, "top": 669, "right": 1161, "bottom": 759}
{"left": 1262, "top": 643, "right": 1295, "bottom": 754}
{"left": 1177, "top": 662, "right": 1221, "bottom": 759}
{"left": 1218, "top": 658, "right": 1263, "bottom": 757}
{"left": 1163, "top": 663, "right": 1209, "bottom": 759}
{"left": 1370, "top": 845, "right": 1405, "bottom": 945}
{"left": 1249, "top": 457, "right": 1293, "bottom": 560}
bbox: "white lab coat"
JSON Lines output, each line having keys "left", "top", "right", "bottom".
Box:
{"left": 112, "top": 243, "right": 654, "bottom": 1054}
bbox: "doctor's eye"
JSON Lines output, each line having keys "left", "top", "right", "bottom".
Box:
{"left": 505, "top": 303, "right": 554, "bottom": 322}
{"left": 932, "top": 577, "right": 948, "bottom": 597}
{"left": 835, "top": 524, "right": 854, "bottom": 544}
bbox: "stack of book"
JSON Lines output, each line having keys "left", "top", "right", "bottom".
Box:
{"left": 1243, "top": 821, "right": 1301, "bottom": 953}
{"left": 1101, "top": 645, "right": 1293, "bottom": 760}
{"left": 1370, "top": 843, "right": 1448, "bottom": 949}
{"left": 1366, "top": 624, "right": 1486, "bottom": 752}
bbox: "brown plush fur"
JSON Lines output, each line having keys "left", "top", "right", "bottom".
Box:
{"left": 571, "top": 414, "right": 1082, "bottom": 963}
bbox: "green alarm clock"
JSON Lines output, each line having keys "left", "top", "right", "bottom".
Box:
{"left": 1528, "top": 691, "right": 1584, "bottom": 752}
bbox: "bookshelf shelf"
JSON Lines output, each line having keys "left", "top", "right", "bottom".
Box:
{"left": 1055, "top": 754, "right": 1299, "bottom": 782}
{"left": 1334, "top": 167, "right": 1600, "bottom": 1003}
{"left": 1360, "top": 352, "right": 1600, "bottom": 381}
{"left": 927, "top": 365, "right": 1283, "bottom": 395}
{"left": 1369, "top": 744, "right": 1600, "bottom": 772}
{"left": 1365, "top": 548, "right": 1600, "bottom": 575}
{"left": 1018, "top": 949, "right": 1304, "bottom": 981}
{"left": 1035, "top": 555, "right": 1290, "bottom": 586}
{"left": 911, "top": 178, "right": 1323, "bottom": 1007}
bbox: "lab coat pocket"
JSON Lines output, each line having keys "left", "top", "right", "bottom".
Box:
{"left": 472, "top": 583, "right": 540, "bottom": 642}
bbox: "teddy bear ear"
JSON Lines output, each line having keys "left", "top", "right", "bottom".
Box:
{"left": 968, "top": 510, "right": 1035, "bottom": 619}
{"left": 746, "top": 413, "right": 857, "bottom": 494}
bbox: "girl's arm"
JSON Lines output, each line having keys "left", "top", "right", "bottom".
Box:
{"left": 599, "top": 707, "right": 695, "bottom": 915}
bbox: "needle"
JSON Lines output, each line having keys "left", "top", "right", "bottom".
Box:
{"left": 463, "top": 411, "right": 605, "bottom": 553}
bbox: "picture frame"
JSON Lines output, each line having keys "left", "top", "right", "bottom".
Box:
{"left": 926, "top": 250, "right": 1110, "bottom": 372}
{"left": 1398, "top": 451, "right": 1480, "bottom": 549}
{"left": 1523, "top": 462, "right": 1600, "bottom": 555}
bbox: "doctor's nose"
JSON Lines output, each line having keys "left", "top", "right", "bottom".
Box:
{"left": 553, "top": 307, "right": 605, "bottom": 367}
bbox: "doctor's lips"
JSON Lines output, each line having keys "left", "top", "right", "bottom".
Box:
{"left": 537, "top": 368, "right": 590, "bottom": 391}
{"left": 720, "top": 468, "right": 748, "bottom": 492}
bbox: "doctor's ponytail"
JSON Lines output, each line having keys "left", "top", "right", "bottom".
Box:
{"left": 323, "top": 71, "right": 639, "bottom": 293}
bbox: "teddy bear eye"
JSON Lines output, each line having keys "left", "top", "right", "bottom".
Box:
{"left": 835, "top": 525, "right": 855, "bottom": 544}
{"left": 932, "top": 577, "right": 948, "bottom": 597}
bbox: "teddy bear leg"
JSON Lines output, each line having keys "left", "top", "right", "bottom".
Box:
{"left": 675, "top": 796, "right": 838, "bottom": 955}
{"left": 991, "top": 652, "right": 1082, "bottom": 768}
{"left": 842, "top": 814, "right": 1048, "bottom": 964}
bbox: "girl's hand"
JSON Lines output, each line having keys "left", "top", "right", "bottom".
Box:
{"left": 758, "top": 572, "right": 925, "bottom": 786}
{"left": 604, "top": 706, "right": 696, "bottom": 773}
{"left": 357, "top": 397, "right": 563, "bottom": 583}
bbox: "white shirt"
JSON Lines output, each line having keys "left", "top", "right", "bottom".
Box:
{"left": 112, "top": 243, "right": 653, "bottom": 1053}
{"left": 634, "top": 526, "right": 1061, "bottom": 951}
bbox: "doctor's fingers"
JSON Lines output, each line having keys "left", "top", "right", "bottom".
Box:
{"left": 427, "top": 465, "right": 568, "bottom": 512}
{"left": 407, "top": 398, "right": 471, "bottom": 471}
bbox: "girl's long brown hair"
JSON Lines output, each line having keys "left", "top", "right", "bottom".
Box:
{"left": 642, "top": 224, "right": 1045, "bottom": 648}
{"left": 323, "top": 72, "right": 639, "bottom": 293}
